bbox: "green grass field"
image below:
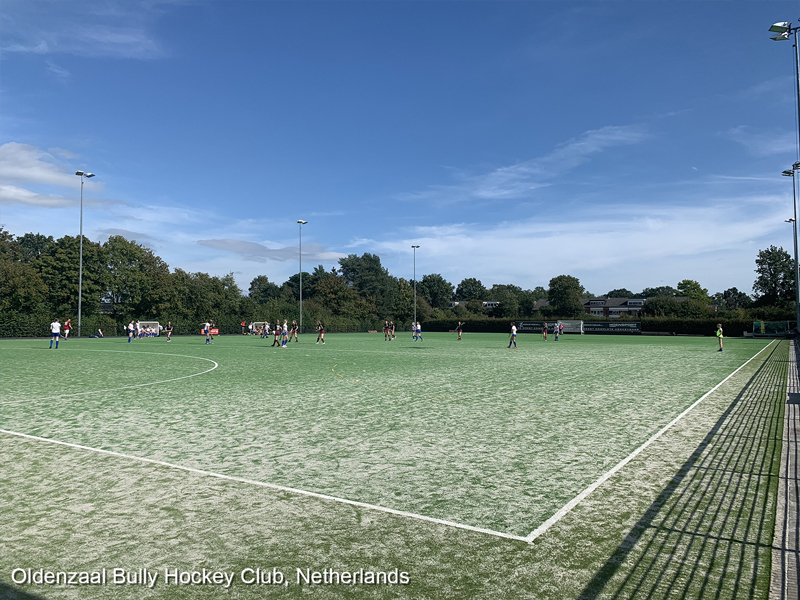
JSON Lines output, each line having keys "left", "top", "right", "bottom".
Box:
{"left": 0, "top": 332, "right": 784, "bottom": 599}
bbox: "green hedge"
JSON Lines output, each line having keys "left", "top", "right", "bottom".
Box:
{"left": 0, "top": 310, "right": 52, "bottom": 337}
{"left": 423, "top": 317, "right": 772, "bottom": 337}
{"left": 641, "top": 318, "right": 765, "bottom": 337}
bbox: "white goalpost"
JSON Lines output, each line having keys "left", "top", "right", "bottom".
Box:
{"left": 557, "top": 320, "right": 584, "bottom": 334}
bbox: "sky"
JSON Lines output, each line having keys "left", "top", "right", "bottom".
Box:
{"left": 2, "top": 0, "right": 800, "bottom": 297}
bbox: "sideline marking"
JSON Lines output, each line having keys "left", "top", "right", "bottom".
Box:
{"left": 1, "top": 349, "right": 218, "bottom": 403}
{"left": 524, "top": 339, "right": 777, "bottom": 543}
{"left": 0, "top": 429, "right": 528, "bottom": 543}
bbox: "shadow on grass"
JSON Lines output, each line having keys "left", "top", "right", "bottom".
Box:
{"left": 0, "top": 581, "right": 52, "bottom": 600}
{"left": 578, "top": 342, "right": 786, "bottom": 600}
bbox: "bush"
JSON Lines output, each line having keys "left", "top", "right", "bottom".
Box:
{"left": 641, "top": 318, "right": 755, "bottom": 337}
{"left": 0, "top": 310, "right": 51, "bottom": 337}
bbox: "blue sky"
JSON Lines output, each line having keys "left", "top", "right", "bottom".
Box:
{"left": 1, "top": 0, "right": 799, "bottom": 296}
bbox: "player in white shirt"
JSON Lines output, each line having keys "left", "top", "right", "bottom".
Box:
{"left": 49, "top": 319, "right": 61, "bottom": 349}
{"left": 507, "top": 323, "right": 517, "bottom": 348}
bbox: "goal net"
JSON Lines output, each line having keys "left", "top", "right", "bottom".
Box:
{"left": 753, "top": 321, "right": 790, "bottom": 337}
{"left": 557, "top": 320, "right": 584, "bottom": 334}
{"left": 138, "top": 321, "right": 161, "bottom": 336}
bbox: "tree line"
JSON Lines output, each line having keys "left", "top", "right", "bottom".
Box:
{"left": 0, "top": 227, "right": 794, "bottom": 336}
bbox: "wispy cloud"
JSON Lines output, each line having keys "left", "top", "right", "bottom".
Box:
{"left": 197, "top": 239, "right": 346, "bottom": 263}
{"left": 397, "top": 125, "right": 648, "bottom": 204}
{"left": 45, "top": 60, "right": 71, "bottom": 81}
{"left": 96, "top": 228, "right": 159, "bottom": 245}
{"left": 0, "top": 184, "right": 75, "bottom": 208}
{"left": 0, "top": 2, "right": 167, "bottom": 60}
{"left": 359, "top": 193, "right": 788, "bottom": 294}
{"left": 724, "top": 125, "right": 796, "bottom": 157}
{"left": 0, "top": 142, "right": 78, "bottom": 187}
{"left": 736, "top": 76, "right": 793, "bottom": 101}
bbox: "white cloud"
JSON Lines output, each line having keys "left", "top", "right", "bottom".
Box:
{"left": 197, "top": 239, "right": 347, "bottom": 264}
{"left": 359, "top": 194, "right": 789, "bottom": 295}
{"left": 397, "top": 125, "right": 648, "bottom": 204}
{"left": 1, "top": 41, "right": 49, "bottom": 54}
{"left": 0, "top": 184, "right": 74, "bottom": 208}
{"left": 736, "top": 76, "right": 793, "bottom": 101}
{"left": 0, "top": 142, "right": 78, "bottom": 187}
{"left": 724, "top": 125, "right": 796, "bottom": 157}
{"left": 0, "top": 2, "right": 167, "bottom": 60}
{"left": 45, "top": 60, "right": 71, "bottom": 80}
{"left": 96, "top": 228, "right": 158, "bottom": 245}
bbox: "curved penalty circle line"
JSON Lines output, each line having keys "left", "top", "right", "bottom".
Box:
{"left": 1, "top": 349, "right": 219, "bottom": 403}
{"left": 524, "top": 338, "right": 777, "bottom": 544}
{"left": 0, "top": 429, "right": 529, "bottom": 544}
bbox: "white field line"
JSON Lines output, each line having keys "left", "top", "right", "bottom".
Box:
{"left": 0, "top": 429, "right": 528, "bottom": 543}
{"left": 524, "top": 339, "right": 777, "bottom": 543}
{"left": 0, "top": 349, "right": 218, "bottom": 405}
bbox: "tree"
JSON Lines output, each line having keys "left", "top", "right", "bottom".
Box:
{"left": 676, "top": 279, "right": 709, "bottom": 303}
{"left": 548, "top": 275, "right": 585, "bottom": 317}
{"left": 753, "top": 246, "right": 794, "bottom": 306}
{"left": 338, "top": 253, "right": 397, "bottom": 317}
{"left": 640, "top": 296, "right": 711, "bottom": 318}
{"left": 103, "top": 235, "right": 171, "bottom": 320}
{"left": 712, "top": 287, "right": 752, "bottom": 310}
{"left": 531, "top": 286, "right": 548, "bottom": 300}
{"left": 37, "top": 235, "right": 106, "bottom": 316}
{"left": 489, "top": 285, "right": 520, "bottom": 319}
{"left": 606, "top": 288, "right": 633, "bottom": 298}
{"left": 16, "top": 232, "right": 55, "bottom": 263}
{"left": 283, "top": 272, "right": 312, "bottom": 301}
{"left": 454, "top": 278, "right": 487, "bottom": 301}
{"left": 417, "top": 274, "right": 454, "bottom": 309}
{"left": 315, "top": 269, "right": 367, "bottom": 317}
{"left": 249, "top": 275, "right": 281, "bottom": 303}
{"left": 0, "top": 260, "right": 48, "bottom": 313}
{"left": 640, "top": 286, "right": 677, "bottom": 297}
{"left": 641, "top": 296, "right": 680, "bottom": 317}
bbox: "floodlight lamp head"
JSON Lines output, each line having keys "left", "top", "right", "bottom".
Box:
{"left": 75, "top": 170, "right": 84, "bottom": 176}
{"left": 297, "top": 220, "right": 307, "bottom": 224}
{"left": 793, "top": 161, "right": 800, "bottom": 170}
{"left": 771, "top": 32, "right": 791, "bottom": 41}
{"left": 85, "top": 173, "right": 95, "bottom": 178}
{"left": 769, "top": 22, "right": 791, "bottom": 34}
{"left": 787, "top": 218, "right": 796, "bottom": 223}
{"left": 411, "top": 245, "right": 420, "bottom": 249}
{"left": 783, "top": 170, "right": 794, "bottom": 176}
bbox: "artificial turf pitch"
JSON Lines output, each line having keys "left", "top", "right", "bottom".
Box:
{"left": 0, "top": 332, "right": 785, "bottom": 599}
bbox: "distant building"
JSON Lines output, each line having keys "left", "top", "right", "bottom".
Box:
{"left": 584, "top": 297, "right": 645, "bottom": 318}
{"left": 531, "top": 296, "right": 688, "bottom": 318}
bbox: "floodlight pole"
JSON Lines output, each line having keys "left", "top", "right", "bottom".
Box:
{"left": 412, "top": 245, "right": 420, "bottom": 327}
{"left": 772, "top": 20, "right": 800, "bottom": 332}
{"left": 75, "top": 170, "right": 95, "bottom": 338}
{"left": 785, "top": 169, "right": 800, "bottom": 334}
{"left": 297, "top": 220, "right": 307, "bottom": 334}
